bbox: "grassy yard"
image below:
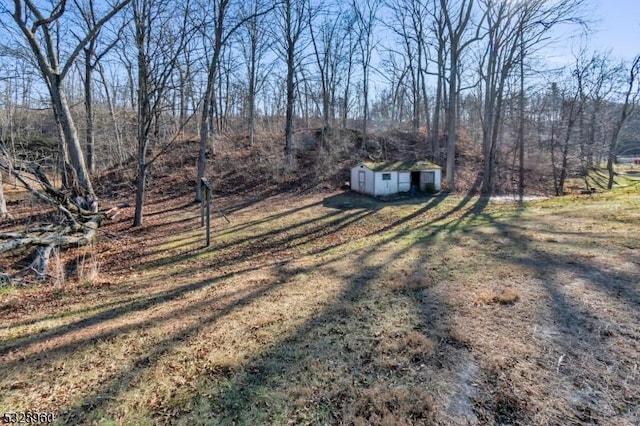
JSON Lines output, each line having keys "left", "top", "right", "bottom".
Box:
{"left": 1, "top": 186, "right": 639, "bottom": 425}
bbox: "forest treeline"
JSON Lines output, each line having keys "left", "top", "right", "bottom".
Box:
{"left": 1, "top": 0, "right": 639, "bottom": 225}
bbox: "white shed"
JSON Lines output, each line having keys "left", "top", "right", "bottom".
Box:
{"left": 351, "top": 161, "right": 442, "bottom": 197}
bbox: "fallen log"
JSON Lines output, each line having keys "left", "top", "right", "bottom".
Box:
{"left": 0, "top": 216, "right": 103, "bottom": 254}
{"left": 0, "top": 155, "right": 124, "bottom": 283}
{"left": 0, "top": 209, "right": 121, "bottom": 282}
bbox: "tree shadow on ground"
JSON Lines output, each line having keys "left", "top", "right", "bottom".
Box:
{"left": 14, "top": 182, "right": 634, "bottom": 424}
{"left": 0, "top": 194, "right": 391, "bottom": 374}
{"left": 150, "top": 185, "right": 492, "bottom": 424}
{"left": 457, "top": 204, "right": 640, "bottom": 424}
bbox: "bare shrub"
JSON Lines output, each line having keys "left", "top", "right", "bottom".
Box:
{"left": 51, "top": 247, "right": 65, "bottom": 286}
{"left": 77, "top": 245, "right": 100, "bottom": 284}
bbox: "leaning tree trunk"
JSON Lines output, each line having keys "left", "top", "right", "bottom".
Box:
{"left": 51, "top": 80, "right": 95, "bottom": 197}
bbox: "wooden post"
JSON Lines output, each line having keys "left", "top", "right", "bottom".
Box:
{"left": 200, "top": 178, "right": 212, "bottom": 247}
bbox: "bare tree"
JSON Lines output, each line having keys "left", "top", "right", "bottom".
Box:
{"left": 131, "top": 0, "right": 192, "bottom": 226}
{"left": 0, "top": 77, "right": 13, "bottom": 219}
{"left": 73, "top": 0, "right": 126, "bottom": 174}
{"left": 477, "top": 0, "right": 586, "bottom": 194}
{"left": 308, "top": 3, "right": 340, "bottom": 137}
{"left": 378, "top": 52, "right": 411, "bottom": 123}
{"left": 439, "top": 0, "right": 481, "bottom": 191}
{"left": 239, "top": 0, "right": 273, "bottom": 147}
{"left": 7, "top": 0, "right": 131, "bottom": 197}
{"left": 352, "top": 0, "right": 381, "bottom": 149}
{"left": 197, "top": 0, "right": 235, "bottom": 199}
{"left": 386, "top": 0, "right": 432, "bottom": 132}
{"left": 606, "top": 55, "right": 640, "bottom": 189}
{"left": 196, "top": 0, "right": 273, "bottom": 200}
{"left": 430, "top": 2, "right": 448, "bottom": 161}
{"left": 557, "top": 57, "right": 588, "bottom": 195}
{"left": 478, "top": 0, "right": 518, "bottom": 195}
{"left": 278, "top": 0, "right": 309, "bottom": 171}
{"left": 340, "top": 12, "right": 358, "bottom": 129}
{"left": 517, "top": 20, "right": 525, "bottom": 201}
{"left": 96, "top": 56, "right": 127, "bottom": 165}
{"left": 581, "top": 53, "right": 618, "bottom": 170}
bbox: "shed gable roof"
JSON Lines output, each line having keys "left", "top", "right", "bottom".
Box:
{"left": 360, "top": 160, "right": 441, "bottom": 171}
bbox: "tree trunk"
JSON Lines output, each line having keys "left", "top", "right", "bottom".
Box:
{"left": 133, "top": 0, "right": 149, "bottom": 226}
{"left": 0, "top": 173, "right": 9, "bottom": 219}
{"left": 283, "top": 0, "right": 297, "bottom": 172}
{"left": 420, "top": 65, "right": 430, "bottom": 137}
{"left": 248, "top": 50, "right": 257, "bottom": 146}
{"left": 97, "top": 62, "right": 125, "bottom": 165}
{"left": 51, "top": 80, "right": 94, "bottom": 197}
{"left": 362, "top": 63, "right": 369, "bottom": 149}
{"left": 518, "top": 34, "right": 525, "bottom": 202}
{"left": 607, "top": 57, "right": 639, "bottom": 189}
{"left": 607, "top": 123, "right": 625, "bottom": 189}
{"left": 439, "top": 0, "right": 475, "bottom": 192}
{"left": 445, "top": 53, "right": 458, "bottom": 191}
{"left": 284, "top": 49, "right": 295, "bottom": 171}
{"left": 431, "top": 68, "right": 443, "bottom": 161}
{"left": 342, "top": 57, "right": 352, "bottom": 129}
{"left": 84, "top": 47, "right": 96, "bottom": 174}
{"left": 558, "top": 127, "right": 572, "bottom": 194}
{"left": 558, "top": 95, "right": 580, "bottom": 195}
{"left": 197, "top": 5, "right": 226, "bottom": 201}
{"left": 197, "top": 73, "right": 215, "bottom": 202}
{"left": 133, "top": 161, "right": 146, "bottom": 226}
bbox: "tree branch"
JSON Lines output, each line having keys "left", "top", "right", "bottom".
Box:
{"left": 60, "top": 0, "right": 131, "bottom": 80}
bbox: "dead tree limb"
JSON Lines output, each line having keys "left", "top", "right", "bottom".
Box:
{"left": 0, "top": 154, "right": 121, "bottom": 283}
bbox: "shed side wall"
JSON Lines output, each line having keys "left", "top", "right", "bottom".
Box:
{"left": 351, "top": 166, "right": 376, "bottom": 195}
{"left": 374, "top": 171, "right": 398, "bottom": 196}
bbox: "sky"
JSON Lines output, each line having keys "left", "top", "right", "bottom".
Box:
{"left": 573, "top": 0, "right": 639, "bottom": 60}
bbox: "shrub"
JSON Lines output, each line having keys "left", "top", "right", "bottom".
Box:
{"left": 423, "top": 182, "right": 437, "bottom": 194}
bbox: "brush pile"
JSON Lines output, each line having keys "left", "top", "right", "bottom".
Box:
{"left": 0, "top": 158, "right": 121, "bottom": 283}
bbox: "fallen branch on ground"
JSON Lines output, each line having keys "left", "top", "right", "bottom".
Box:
{"left": 0, "top": 156, "right": 125, "bottom": 283}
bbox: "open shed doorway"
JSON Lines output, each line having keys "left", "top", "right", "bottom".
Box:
{"left": 411, "top": 171, "right": 421, "bottom": 192}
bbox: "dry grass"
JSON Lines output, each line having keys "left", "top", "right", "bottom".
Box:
{"left": 75, "top": 245, "right": 101, "bottom": 285}
{"left": 1, "top": 186, "right": 639, "bottom": 425}
{"left": 51, "top": 247, "right": 66, "bottom": 287}
{"left": 345, "top": 385, "right": 435, "bottom": 425}
{"left": 473, "top": 288, "right": 520, "bottom": 306}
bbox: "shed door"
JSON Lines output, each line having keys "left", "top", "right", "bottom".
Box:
{"left": 358, "top": 170, "right": 366, "bottom": 192}
{"left": 398, "top": 172, "right": 411, "bottom": 192}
